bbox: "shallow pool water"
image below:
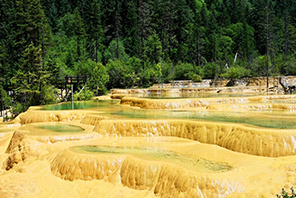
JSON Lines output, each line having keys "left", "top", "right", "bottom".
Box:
{"left": 38, "top": 124, "right": 84, "bottom": 133}
{"left": 42, "top": 100, "right": 119, "bottom": 110}
{"left": 143, "top": 92, "right": 262, "bottom": 99}
{"left": 20, "top": 123, "right": 84, "bottom": 135}
{"left": 74, "top": 145, "right": 231, "bottom": 172}
{"left": 110, "top": 109, "right": 296, "bottom": 129}
{"left": 40, "top": 94, "right": 296, "bottom": 129}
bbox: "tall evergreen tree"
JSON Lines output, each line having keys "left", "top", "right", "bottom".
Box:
{"left": 138, "top": 0, "right": 152, "bottom": 59}
{"left": 12, "top": 0, "right": 51, "bottom": 107}
{"left": 11, "top": 43, "right": 50, "bottom": 107}
{"left": 145, "top": 32, "right": 163, "bottom": 64}
{"left": 0, "top": 1, "right": 18, "bottom": 88}
{"left": 16, "top": 0, "right": 51, "bottom": 51}
{"left": 85, "top": 0, "right": 104, "bottom": 62}
{"left": 121, "top": 0, "right": 140, "bottom": 57}
{"left": 73, "top": 8, "right": 85, "bottom": 59}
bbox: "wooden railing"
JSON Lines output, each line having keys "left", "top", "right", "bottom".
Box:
{"left": 65, "top": 75, "right": 88, "bottom": 84}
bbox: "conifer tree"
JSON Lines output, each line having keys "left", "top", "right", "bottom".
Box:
{"left": 121, "top": 0, "right": 140, "bottom": 57}
{"left": 73, "top": 8, "right": 85, "bottom": 59}
{"left": 12, "top": 0, "right": 51, "bottom": 107}
{"left": 145, "top": 32, "right": 163, "bottom": 64}
{"left": 138, "top": 0, "right": 152, "bottom": 59}
{"left": 90, "top": 0, "right": 104, "bottom": 62}
{"left": 11, "top": 43, "right": 50, "bottom": 107}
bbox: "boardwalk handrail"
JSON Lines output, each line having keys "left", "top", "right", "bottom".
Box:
{"left": 65, "top": 75, "right": 88, "bottom": 84}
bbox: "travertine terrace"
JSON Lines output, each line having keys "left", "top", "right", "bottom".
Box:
{"left": 1, "top": 89, "right": 296, "bottom": 197}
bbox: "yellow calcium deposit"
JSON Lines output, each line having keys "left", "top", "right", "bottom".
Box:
{"left": 1, "top": 94, "right": 296, "bottom": 197}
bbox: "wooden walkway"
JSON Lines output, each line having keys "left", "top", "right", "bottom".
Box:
{"left": 56, "top": 75, "right": 89, "bottom": 100}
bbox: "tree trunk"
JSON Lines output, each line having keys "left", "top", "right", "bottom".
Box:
{"left": 279, "top": 77, "right": 288, "bottom": 93}
{"left": 214, "top": 35, "right": 217, "bottom": 87}
{"left": 115, "top": 0, "right": 119, "bottom": 59}
{"left": 197, "top": 31, "right": 201, "bottom": 67}
{"left": 266, "top": 6, "right": 269, "bottom": 91}
{"left": 284, "top": 11, "right": 288, "bottom": 60}
{"left": 77, "top": 36, "right": 81, "bottom": 58}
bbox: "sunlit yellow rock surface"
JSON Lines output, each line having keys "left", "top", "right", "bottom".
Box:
{"left": 120, "top": 95, "right": 296, "bottom": 109}
{"left": 16, "top": 107, "right": 94, "bottom": 124}
{"left": 80, "top": 114, "right": 108, "bottom": 125}
{"left": 94, "top": 119, "right": 296, "bottom": 157}
{"left": 2, "top": 92, "right": 296, "bottom": 197}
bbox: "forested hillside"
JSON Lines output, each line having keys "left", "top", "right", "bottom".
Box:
{"left": 1, "top": 0, "right": 296, "bottom": 112}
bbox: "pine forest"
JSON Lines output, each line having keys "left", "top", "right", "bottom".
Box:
{"left": 1, "top": 0, "right": 296, "bottom": 114}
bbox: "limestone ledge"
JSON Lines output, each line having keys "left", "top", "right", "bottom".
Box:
{"left": 50, "top": 149, "right": 242, "bottom": 197}
{"left": 94, "top": 119, "right": 296, "bottom": 157}
{"left": 2, "top": 130, "right": 99, "bottom": 171}
{"left": 111, "top": 89, "right": 148, "bottom": 94}
{"left": 207, "top": 103, "right": 296, "bottom": 111}
{"left": 93, "top": 95, "right": 112, "bottom": 100}
{"left": 34, "top": 133, "right": 98, "bottom": 144}
{"left": 120, "top": 95, "right": 296, "bottom": 109}
{"left": 6, "top": 129, "right": 98, "bottom": 147}
{"left": 110, "top": 94, "right": 127, "bottom": 100}
{"left": 16, "top": 107, "right": 94, "bottom": 124}
{"left": 80, "top": 114, "right": 108, "bottom": 126}
{"left": 3, "top": 131, "right": 49, "bottom": 170}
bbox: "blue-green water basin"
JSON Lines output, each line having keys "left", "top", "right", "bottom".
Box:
{"left": 39, "top": 97, "right": 296, "bottom": 129}
{"left": 142, "top": 92, "right": 262, "bottom": 99}
{"left": 110, "top": 109, "right": 296, "bottom": 129}
{"left": 19, "top": 123, "right": 84, "bottom": 135}
{"left": 73, "top": 145, "right": 231, "bottom": 172}
{"left": 42, "top": 100, "right": 119, "bottom": 110}
{"left": 38, "top": 124, "right": 84, "bottom": 133}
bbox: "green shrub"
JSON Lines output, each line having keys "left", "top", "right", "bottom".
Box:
{"left": 41, "top": 85, "right": 58, "bottom": 105}
{"left": 277, "top": 187, "right": 296, "bottom": 198}
{"left": 221, "top": 66, "right": 250, "bottom": 80}
{"left": 10, "top": 102, "right": 25, "bottom": 118}
{"left": 73, "top": 90, "right": 94, "bottom": 101}
{"left": 201, "top": 62, "right": 217, "bottom": 79}
{"left": 186, "top": 72, "right": 202, "bottom": 82}
{"left": 174, "top": 62, "right": 195, "bottom": 80}
{"left": 74, "top": 59, "right": 109, "bottom": 95}
{"left": 159, "top": 60, "right": 174, "bottom": 83}
{"left": 0, "top": 85, "right": 11, "bottom": 107}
